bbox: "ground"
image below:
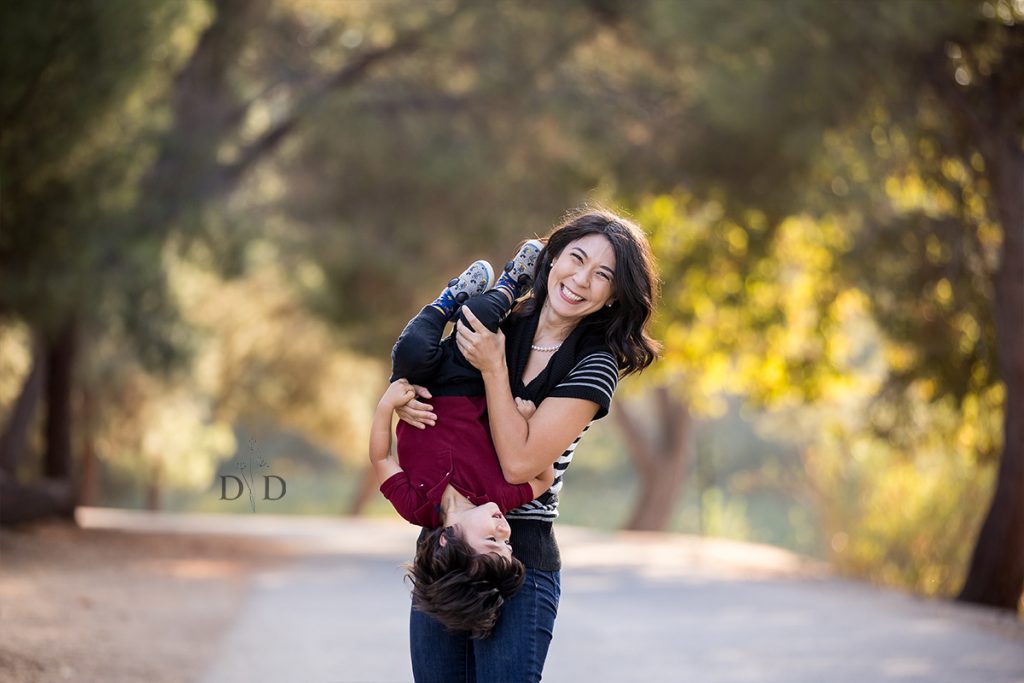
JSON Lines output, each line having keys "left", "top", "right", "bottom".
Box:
{"left": 1, "top": 508, "right": 1022, "bottom": 683}
{"left": 0, "top": 518, "right": 291, "bottom": 683}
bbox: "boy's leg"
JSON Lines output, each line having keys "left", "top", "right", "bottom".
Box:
{"left": 426, "top": 288, "right": 514, "bottom": 389}
{"left": 455, "top": 288, "right": 514, "bottom": 334}
{"left": 439, "top": 242, "right": 540, "bottom": 381}
{"left": 493, "top": 239, "right": 544, "bottom": 302}
{"left": 454, "top": 238, "right": 544, "bottom": 335}
{"left": 390, "top": 305, "right": 448, "bottom": 384}
{"left": 390, "top": 260, "right": 495, "bottom": 384}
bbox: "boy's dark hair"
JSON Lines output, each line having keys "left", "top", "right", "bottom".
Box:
{"left": 407, "top": 526, "right": 526, "bottom": 639}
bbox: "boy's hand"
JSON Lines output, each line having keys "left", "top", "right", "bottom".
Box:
{"left": 394, "top": 382, "right": 436, "bottom": 430}
{"left": 379, "top": 379, "right": 417, "bottom": 411}
{"left": 514, "top": 397, "right": 537, "bottom": 421}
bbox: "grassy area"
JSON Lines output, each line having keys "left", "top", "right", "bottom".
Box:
{"left": 92, "top": 401, "right": 825, "bottom": 561}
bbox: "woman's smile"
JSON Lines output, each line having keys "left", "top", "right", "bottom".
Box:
{"left": 558, "top": 283, "right": 586, "bottom": 304}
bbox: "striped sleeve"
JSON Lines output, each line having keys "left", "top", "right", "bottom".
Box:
{"left": 546, "top": 351, "right": 619, "bottom": 420}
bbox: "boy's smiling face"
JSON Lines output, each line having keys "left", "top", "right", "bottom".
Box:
{"left": 445, "top": 501, "right": 513, "bottom": 560}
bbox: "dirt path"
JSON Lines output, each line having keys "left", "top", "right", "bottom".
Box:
{"left": 0, "top": 517, "right": 294, "bottom": 683}
{"left": 3, "top": 509, "right": 1022, "bottom": 683}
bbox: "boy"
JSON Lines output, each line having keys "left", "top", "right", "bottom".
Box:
{"left": 369, "top": 241, "right": 549, "bottom": 638}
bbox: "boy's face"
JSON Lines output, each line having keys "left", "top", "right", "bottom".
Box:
{"left": 447, "top": 502, "right": 513, "bottom": 560}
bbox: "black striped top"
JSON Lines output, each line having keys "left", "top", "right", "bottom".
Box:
{"left": 506, "top": 350, "right": 619, "bottom": 524}
{"left": 499, "top": 308, "right": 621, "bottom": 570}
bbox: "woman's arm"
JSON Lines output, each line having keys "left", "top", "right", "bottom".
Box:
{"left": 529, "top": 464, "right": 557, "bottom": 497}
{"left": 513, "top": 398, "right": 556, "bottom": 495}
{"left": 456, "top": 308, "right": 600, "bottom": 484}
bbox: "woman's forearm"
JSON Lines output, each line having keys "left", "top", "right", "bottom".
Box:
{"left": 480, "top": 365, "right": 535, "bottom": 484}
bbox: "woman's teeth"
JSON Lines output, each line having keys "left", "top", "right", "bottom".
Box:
{"left": 560, "top": 284, "right": 584, "bottom": 303}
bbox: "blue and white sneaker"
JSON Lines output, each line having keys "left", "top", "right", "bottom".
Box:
{"left": 495, "top": 239, "right": 544, "bottom": 299}
{"left": 431, "top": 259, "right": 495, "bottom": 319}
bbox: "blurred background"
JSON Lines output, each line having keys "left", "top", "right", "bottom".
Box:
{"left": 2, "top": 0, "right": 1022, "bottom": 619}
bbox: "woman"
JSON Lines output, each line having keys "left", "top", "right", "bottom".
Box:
{"left": 397, "top": 208, "right": 660, "bottom": 682}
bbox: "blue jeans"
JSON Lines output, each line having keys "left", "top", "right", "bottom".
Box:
{"left": 410, "top": 568, "right": 561, "bottom": 682}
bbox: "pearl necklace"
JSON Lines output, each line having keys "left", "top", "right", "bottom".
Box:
{"left": 530, "top": 342, "right": 562, "bottom": 353}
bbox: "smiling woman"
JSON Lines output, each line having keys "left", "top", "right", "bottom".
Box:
{"left": 401, "top": 208, "right": 661, "bottom": 683}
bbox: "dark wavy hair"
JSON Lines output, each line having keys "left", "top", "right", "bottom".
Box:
{"left": 516, "top": 208, "right": 661, "bottom": 376}
{"left": 406, "top": 526, "right": 526, "bottom": 639}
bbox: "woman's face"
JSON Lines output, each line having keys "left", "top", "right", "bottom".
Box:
{"left": 546, "top": 233, "right": 617, "bottom": 322}
{"left": 446, "top": 501, "right": 512, "bottom": 560}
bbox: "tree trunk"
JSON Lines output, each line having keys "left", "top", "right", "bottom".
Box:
{"left": 0, "top": 473, "right": 73, "bottom": 526}
{"left": 0, "top": 335, "right": 45, "bottom": 475}
{"left": 77, "top": 382, "right": 99, "bottom": 507}
{"left": 146, "top": 462, "right": 162, "bottom": 511}
{"left": 615, "top": 384, "right": 693, "bottom": 531}
{"left": 0, "top": 333, "right": 76, "bottom": 525}
{"left": 347, "top": 464, "right": 380, "bottom": 516}
{"left": 958, "top": 138, "right": 1024, "bottom": 611}
{"left": 43, "top": 320, "right": 75, "bottom": 488}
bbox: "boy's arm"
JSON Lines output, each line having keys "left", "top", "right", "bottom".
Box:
{"left": 369, "top": 401, "right": 402, "bottom": 485}
{"left": 369, "top": 381, "right": 416, "bottom": 485}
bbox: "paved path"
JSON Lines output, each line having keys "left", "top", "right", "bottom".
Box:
{"left": 78, "top": 508, "right": 1024, "bottom": 683}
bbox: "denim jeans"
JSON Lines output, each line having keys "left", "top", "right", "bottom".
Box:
{"left": 410, "top": 567, "right": 561, "bottom": 683}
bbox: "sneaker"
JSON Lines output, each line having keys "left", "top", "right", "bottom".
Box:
{"left": 493, "top": 239, "right": 544, "bottom": 301}
{"left": 502, "top": 239, "right": 544, "bottom": 287}
{"left": 431, "top": 259, "right": 495, "bottom": 319}
{"left": 448, "top": 259, "right": 495, "bottom": 304}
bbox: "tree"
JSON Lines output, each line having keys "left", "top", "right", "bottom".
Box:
{"left": 0, "top": 0, "right": 466, "bottom": 519}
{"left": 1, "top": 0, "right": 196, "bottom": 520}
{"left": 599, "top": 0, "right": 1022, "bottom": 610}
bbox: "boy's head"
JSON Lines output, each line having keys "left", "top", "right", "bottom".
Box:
{"left": 407, "top": 513, "right": 526, "bottom": 639}
{"left": 444, "top": 501, "right": 513, "bottom": 560}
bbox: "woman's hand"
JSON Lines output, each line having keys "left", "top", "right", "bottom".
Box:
{"left": 392, "top": 381, "right": 437, "bottom": 430}
{"left": 455, "top": 307, "right": 507, "bottom": 376}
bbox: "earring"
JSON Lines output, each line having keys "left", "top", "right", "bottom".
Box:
{"left": 605, "top": 302, "right": 613, "bottom": 308}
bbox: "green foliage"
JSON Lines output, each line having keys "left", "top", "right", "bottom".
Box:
{"left": 802, "top": 392, "right": 999, "bottom": 597}
{"left": 635, "top": 193, "right": 867, "bottom": 415}
{"left": 263, "top": 0, "right": 626, "bottom": 353}
{"left": 609, "top": 1, "right": 1017, "bottom": 599}
{"left": 633, "top": 178, "right": 1004, "bottom": 593}
{"left": 1, "top": 0, "right": 207, "bottom": 370}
